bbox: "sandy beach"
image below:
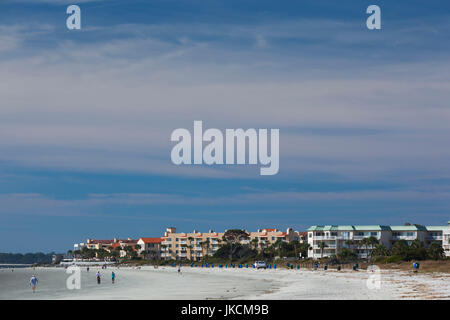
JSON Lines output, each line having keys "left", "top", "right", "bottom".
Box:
{"left": 1, "top": 266, "right": 449, "bottom": 300}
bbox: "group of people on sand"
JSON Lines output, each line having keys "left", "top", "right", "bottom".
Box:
{"left": 28, "top": 268, "right": 117, "bottom": 293}
{"left": 96, "top": 270, "right": 115, "bottom": 284}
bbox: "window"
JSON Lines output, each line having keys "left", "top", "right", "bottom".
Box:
{"left": 272, "top": 237, "right": 275, "bottom": 240}
{"left": 175, "top": 238, "right": 179, "bottom": 241}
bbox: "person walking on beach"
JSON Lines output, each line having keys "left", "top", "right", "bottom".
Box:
{"left": 111, "top": 271, "right": 115, "bottom": 284}
{"left": 177, "top": 263, "right": 181, "bottom": 275}
{"left": 96, "top": 271, "right": 101, "bottom": 284}
{"left": 29, "top": 275, "right": 38, "bottom": 293}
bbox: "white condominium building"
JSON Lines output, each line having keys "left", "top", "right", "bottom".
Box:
{"left": 443, "top": 222, "right": 450, "bottom": 257}
{"left": 307, "top": 222, "right": 449, "bottom": 259}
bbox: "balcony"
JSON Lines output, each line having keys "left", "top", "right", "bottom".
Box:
{"left": 313, "top": 244, "right": 336, "bottom": 249}
{"left": 392, "top": 235, "right": 416, "bottom": 240}
{"left": 427, "top": 236, "right": 442, "bottom": 241}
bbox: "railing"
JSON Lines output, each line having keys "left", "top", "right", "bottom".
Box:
{"left": 392, "top": 236, "right": 416, "bottom": 240}
{"left": 313, "top": 245, "right": 337, "bottom": 249}
{"left": 427, "top": 236, "right": 442, "bottom": 240}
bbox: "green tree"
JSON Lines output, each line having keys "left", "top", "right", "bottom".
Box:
{"left": 372, "top": 244, "right": 389, "bottom": 257}
{"left": 298, "top": 242, "right": 311, "bottom": 259}
{"left": 318, "top": 241, "right": 328, "bottom": 259}
{"left": 336, "top": 248, "right": 358, "bottom": 262}
{"left": 427, "top": 241, "right": 445, "bottom": 260}
{"left": 222, "top": 229, "right": 250, "bottom": 260}
{"left": 272, "top": 239, "right": 284, "bottom": 258}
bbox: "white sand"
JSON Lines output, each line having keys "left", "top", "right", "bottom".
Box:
{"left": 0, "top": 266, "right": 449, "bottom": 300}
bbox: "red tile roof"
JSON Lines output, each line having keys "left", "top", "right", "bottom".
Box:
{"left": 89, "top": 239, "right": 114, "bottom": 244}
{"left": 139, "top": 237, "right": 163, "bottom": 244}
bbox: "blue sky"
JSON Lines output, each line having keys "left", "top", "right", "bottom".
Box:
{"left": 1, "top": 0, "right": 450, "bottom": 252}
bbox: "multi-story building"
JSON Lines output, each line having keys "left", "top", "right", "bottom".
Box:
{"left": 74, "top": 238, "right": 138, "bottom": 252}
{"left": 443, "top": 222, "right": 450, "bottom": 257}
{"left": 307, "top": 223, "right": 449, "bottom": 259}
{"left": 247, "top": 228, "right": 298, "bottom": 250}
{"left": 161, "top": 227, "right": 224, "bottom": 261}
{"left": 160, "top": 227, "right": 301, "bottom": 261}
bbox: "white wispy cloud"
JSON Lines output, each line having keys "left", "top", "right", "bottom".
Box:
{"left": 0, "top": 17, "right": 450, "bottom": 181}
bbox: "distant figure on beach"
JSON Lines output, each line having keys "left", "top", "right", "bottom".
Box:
{"left": 178, "top": 263, "right": 181, "bottom": 274}
{"left": 111, "top": 271, "right": 115, "bottom": 284}
{"left": 413, "top": 262, "right": 420, "bottom": 273}
{"left": 29, "top": 275, "right": 38, "bottom": 293}
{"left": 87, "top": 267, "right": 89, "bottom": 272}
{"left": 96, "top": 271, "right": 101, "bottom": 284}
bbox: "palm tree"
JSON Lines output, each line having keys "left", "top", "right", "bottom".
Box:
{"left": 273, "top": 239, "right": 284, "bottom": 258}
{"left": 199, "top": 239, "right": 211, "bottom": 258}
{"left": 372, "top": 244, "right": 388, "bottom": 257}
{"left": 290, "top": 240, "right": 300, "bottom": 259}
{"left": 298, "top": 242, "right": 311, "bottom": 259}
{"left": 366, "top": 236, "right": 379, "bottom": 260}
{"left": 251, "top": 238, "right": 259, "bottom": 251}
{"left": 73, "top": 250, "right": 81, "bottom": 260}
{"left": 318, "top": 241, "right": 328, "bottom": 259}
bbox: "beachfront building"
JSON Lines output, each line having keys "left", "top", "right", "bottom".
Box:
{"left": 81, "top": 238, "right": 137, "bottom": 250}
{"left": 247, "top": 228, "right": 299, "bottom": 250}
{"left": 137, "top": 237, "right": 163, "bottom": 259}
{"left": 160, "top": 227, "right": 302, "bottom": 261}
{"left": 72, "top": 238, "right": 138, "bottom": 256}
{"left": 161, "top": 227, "right": 224, "bottom": 261}
{"left": 307, "top": 223, "right": 449, "bottom": 259}
{"left": 443, "top": 222, "right": 450, "bottom": 257}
